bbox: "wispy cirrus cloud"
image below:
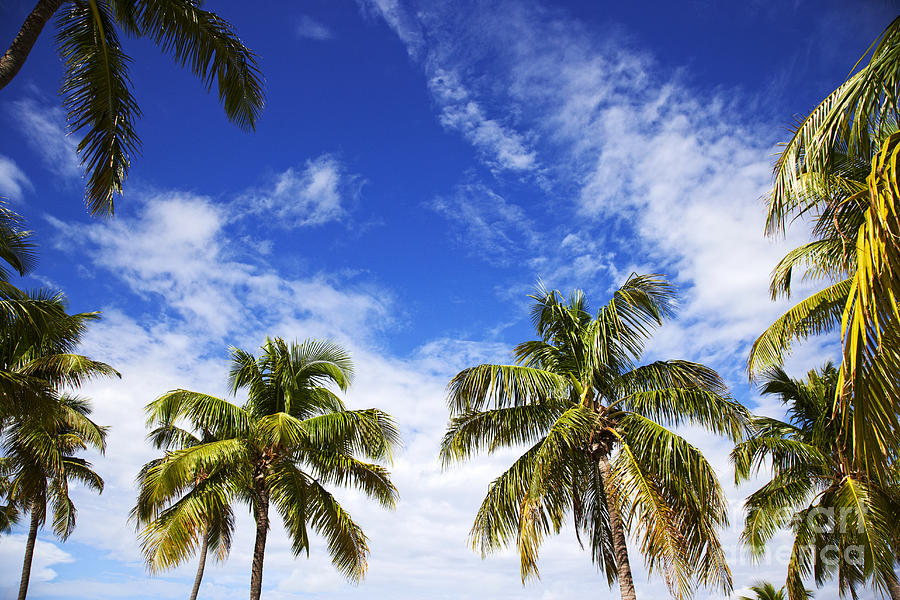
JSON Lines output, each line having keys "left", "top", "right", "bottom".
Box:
{"left": 296, "top": 15, "right": 335, "bottom": 41}
{"left": 0, "top": 155, "right": 31, "bottom": 200}
{"left": 8, "top": 97, "right": 80, "bottom": 181}
{"left": 429, "top": 69, "right": 536, "bottom": 171}
{"left": 238, "top": 155, "right": 359, "bottom": 228}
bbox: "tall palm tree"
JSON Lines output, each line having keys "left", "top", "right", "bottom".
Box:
{"left": 440, "top": 275, "right": 749, "bottom": 600}
{"left": 0, "top": 0, "right": 264, "bottom": 216}
{"left": 763, "top": 14, "right": 900, "bottom": 476}
{"left": 133, "top": 416, "right": 234, "bottom": 600}
{"left": 2, "top": 393, "right": 107, "bottom": 600}
{"left": 141, "top": 337, "right": 400, "bottom": 600}
{"left": 732, "top": 364, "right": 900, "bottom": 600}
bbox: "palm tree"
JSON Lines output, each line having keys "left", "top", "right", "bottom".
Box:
{"left": 762, "top": 15, "right": 900, "bottom": 476}
{"left": 2, "top": 393, "right": 107, "bottom": 600}
{"left": 738, "top": 581, "right": 789, "bottom": 600}
{"left": 142, "top": 337, "right": 400, "bottom": 600}
{"left": 133, "top": 416, "right": 234, "bottom": 600}
{"left": 732, "top": 364, "right": 900, "bottom": 600}
{"left": 440, "top": 275, "right": 750, "bottom": 600}
{"left": 0, "top": 0, "right": 264, "bottom": 216}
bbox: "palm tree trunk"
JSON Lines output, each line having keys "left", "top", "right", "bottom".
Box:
{"left": 249, "top": 488, "right": 269, "bottom": 600}
{"left": 188, "top": 525, "right": 210, "bottom": 600}
{"left": 0, "top": 0, "right": 66, "bottom": 91}
{"left": 886, "top": 576, "right": 900, "bottom": 600}
{"left": 17, "top": 505, "right": 40, "bottom": 600}
{"left": 597, "top": 456, "right": 637, "bottom": 600}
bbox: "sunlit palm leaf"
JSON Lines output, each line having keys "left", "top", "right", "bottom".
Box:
{"left": 748, "top": 278, "right": 851, "bottom": 376}
{"left": 57, "top": 0, "right": 141, "bottom": 216}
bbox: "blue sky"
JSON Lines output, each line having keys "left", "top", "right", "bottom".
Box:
{"left": 0, "top": 1, "right": 895, "bottom": 599}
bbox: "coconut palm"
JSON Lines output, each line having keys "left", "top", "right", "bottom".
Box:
{"left": 2, "top": 393, "right": 107, "bottom": 600}
{"left": 738, "top": 581, "right": 791, "bottom": 600}
{"left": 732, "top": 364, "right": 900, "bottom": 600}
{"left": 132, "top": 416, "right": 234, "bottom": 600}
{"left": 440, "top": 275, "right": 750, "bottom": 600}
{"left": 0, "top": 0, "right": 264, "bottom": 216}
{"left": 763, "top": 15, "right": 900, "bottom": 475}
{"left": 142, "top": 337, "right": 399, "bottom": 600}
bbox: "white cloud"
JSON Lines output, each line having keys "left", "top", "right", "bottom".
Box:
{"left": 429, "top": 70, "right": 536, "bottom": 171}
{"left": 0, "top": 534, "right": 74, "bottom": 586}
{"left": 49, "top": 191, "right": 388, "bottom": 340}
{"left": 239, "top": 155, "right": 355, "bottom": 228}
{"left": 8, "top": 97, "right": 80, "bottom": 180}
{"left": 296, "top": 15, "right": 334, "bottom": 41}
{"left": 0, "top": 155, "right": 31, "bottom": 200}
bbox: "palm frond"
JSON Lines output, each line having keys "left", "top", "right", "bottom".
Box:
{"left": 301, "top": 449, "right": 397, "bottom": 508}
{"left": 748, "top": 278, "right": 851, "bottom": 376}
{"left": 517, "top": 406, "right": 597, "bottom": 581}
{"left": 57, "top": 0, "right": 141, "bottom": 216}
{"left": 300, "top": 408, "right": 400, "bottom": 462}
{"left": 619, "top": 387, "right": 749, "bottom": 442}
{"left": 612, "top": 437, "right": 692, "bottom": 600}
{"left": 119, "top": 0, "right": 264, "bottom": 131}
{"left": 146, "top": 390, "right": 250, "bottom": 439}
{"left": 439, "top": 404, "right": 564, "bottom": 465}
{"left": 269, "top": 462, "right": 369, "bottom": 581}
{"left": 0, "top": 201, "right": 36, "bottom": 279}
{"left": 447, "top": 364, "right": 566, "bottom": 414}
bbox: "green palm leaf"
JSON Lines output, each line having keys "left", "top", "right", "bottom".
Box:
{"left": 748, "top": 278, "right": 851, "bottom": 376}
{"left": 57, "top": 0, "right": 141, "bottom": 216}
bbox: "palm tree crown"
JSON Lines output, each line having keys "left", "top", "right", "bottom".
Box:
{"left": 733, "top": 364, "right": 900, "bottom": 600}
{"left": 761, "top": 14, "right": 900, "bottom": 477}
{"left": 139, "top": 337, "right": 400, "bottom": 600}
{"left": 440, "top": 275, "right": 749, "bottom": 600}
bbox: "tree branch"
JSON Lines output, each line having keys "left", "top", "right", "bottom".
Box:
{"left": 0, "top": 0, "right": 66, "bottom": 91}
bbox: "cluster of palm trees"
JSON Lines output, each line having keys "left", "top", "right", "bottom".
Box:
{"left": 2, "top": 2, "right": 900, "bottom": 600}
{"left": 0, "top": 204, "right": 117, "bottom": 600}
